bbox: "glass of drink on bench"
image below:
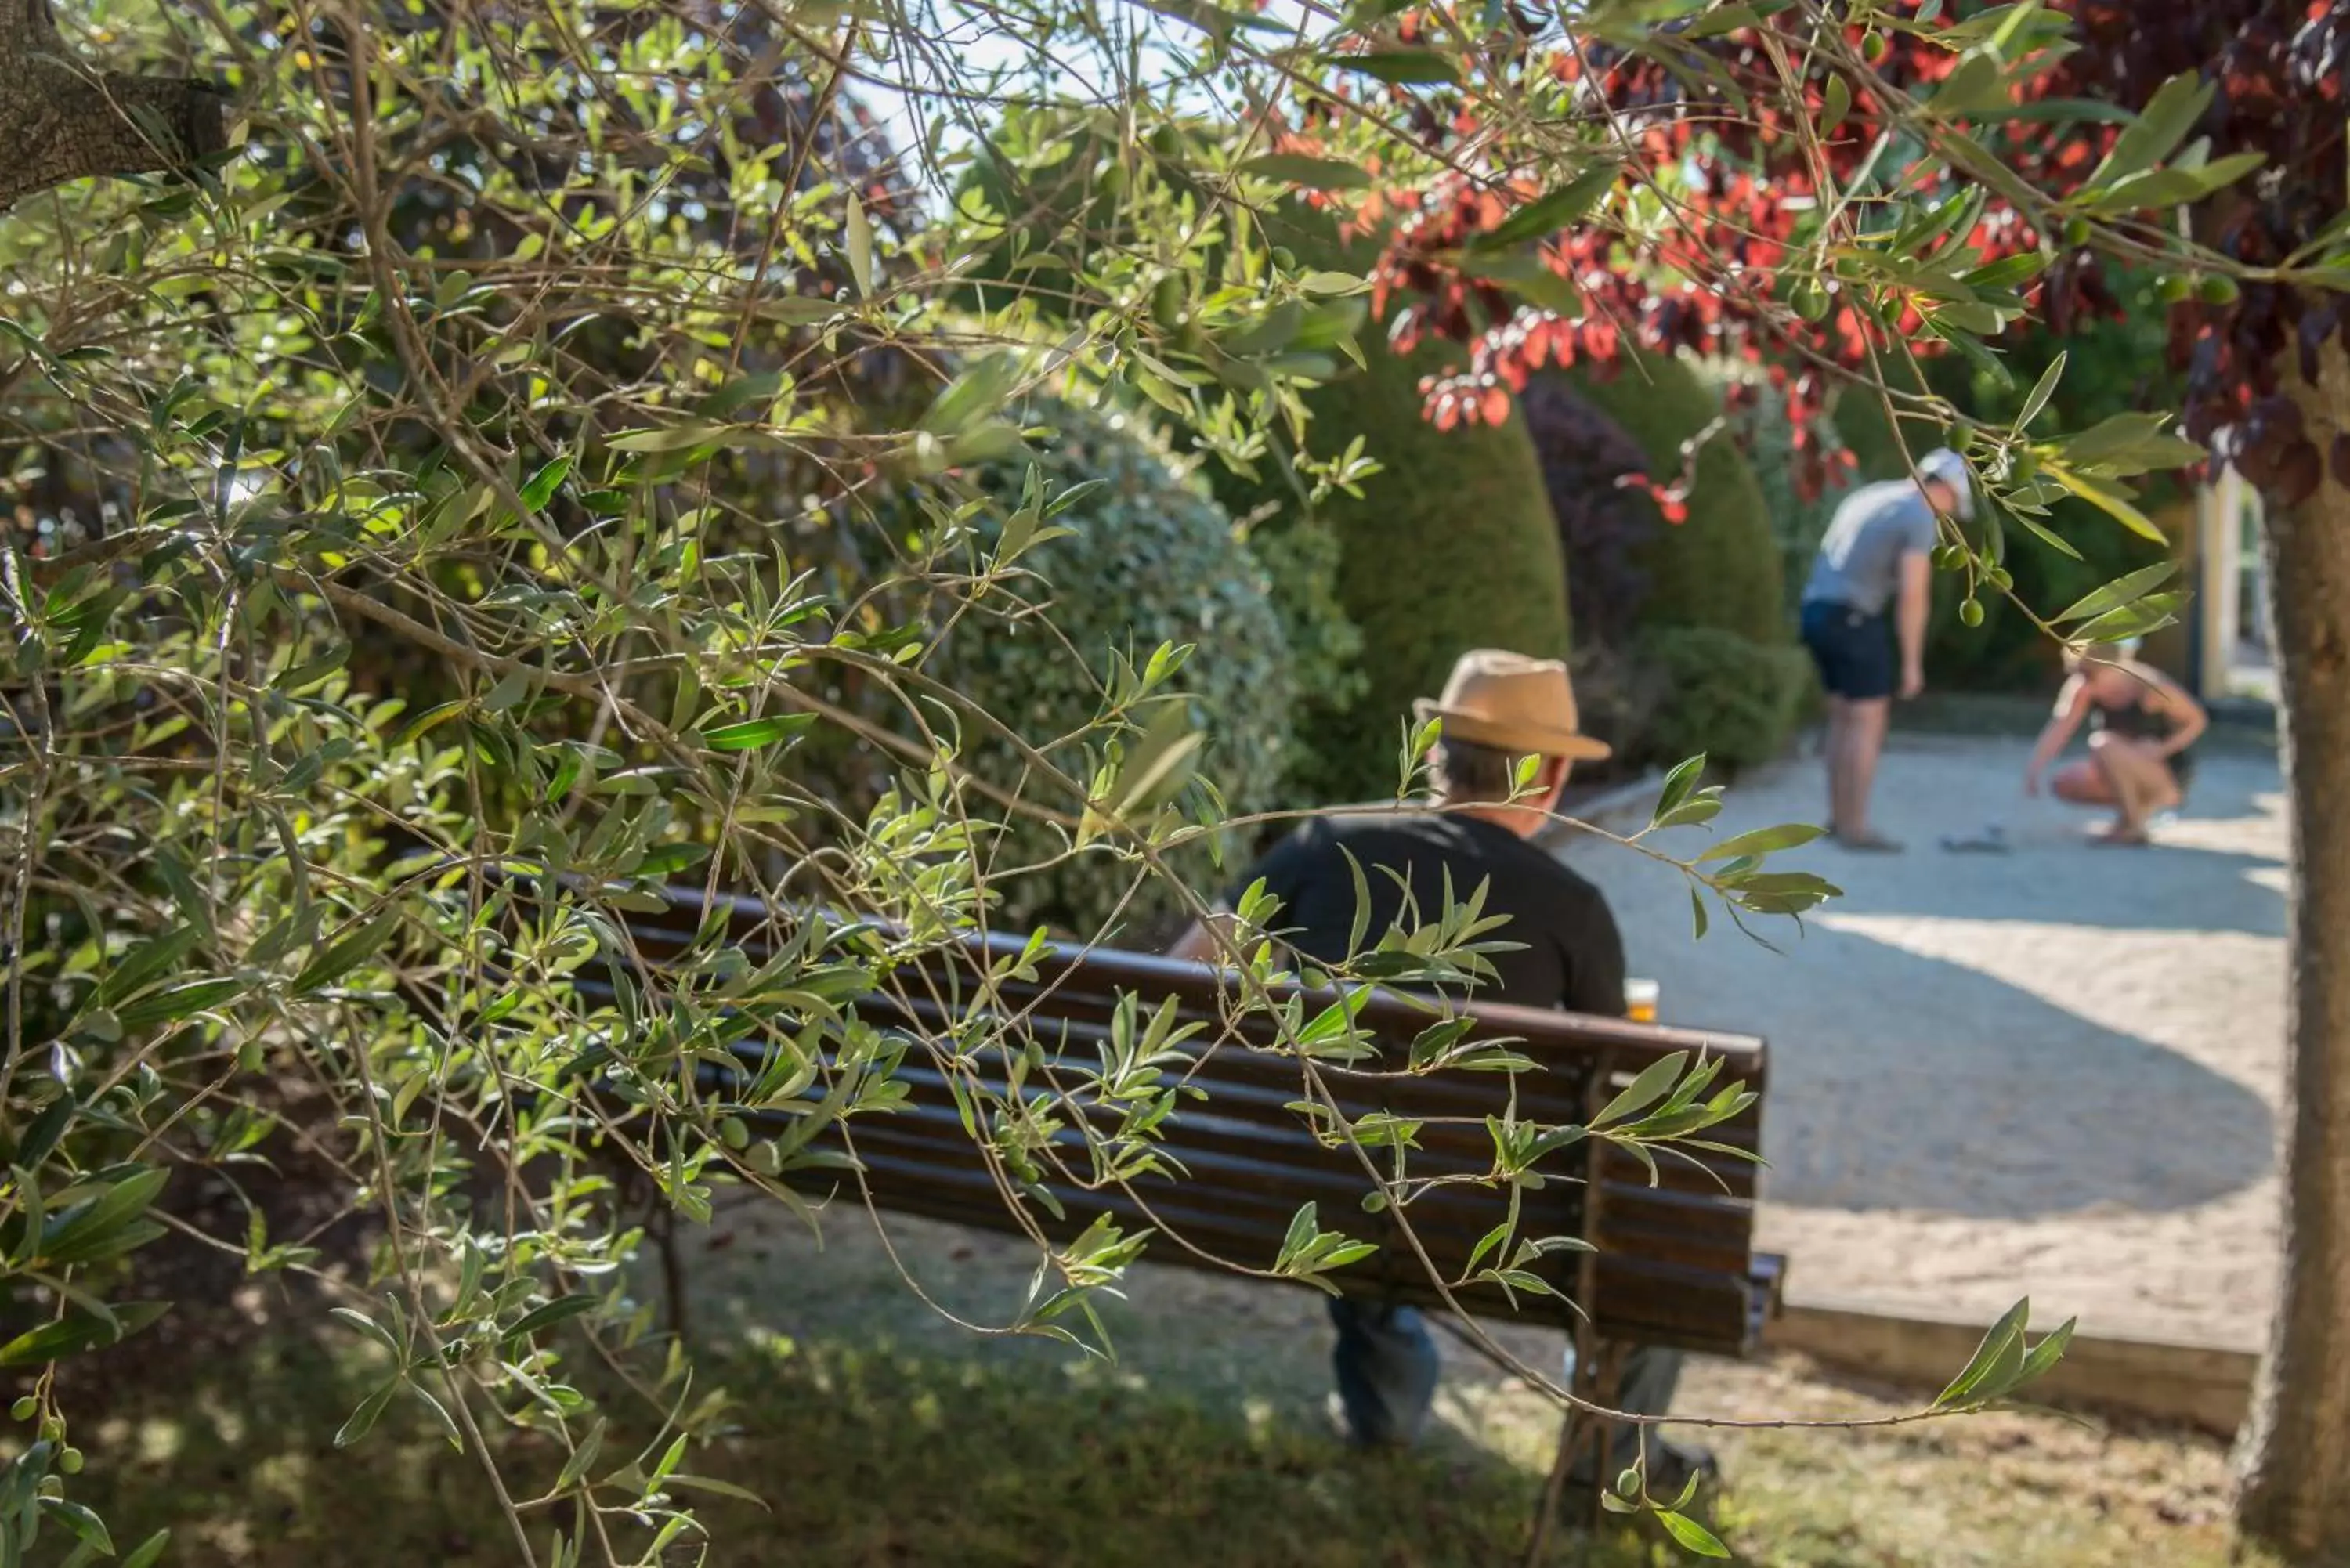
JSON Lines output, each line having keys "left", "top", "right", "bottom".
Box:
{"left": 1625, "top": 977, "right": 1659, "bottom": 1024}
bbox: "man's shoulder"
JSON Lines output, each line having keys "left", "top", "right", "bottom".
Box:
{"left": 1267, "top": 811, "right": 1531, "bottom": 873}
{"left": 1271, "top": 811, "right": 1611, "bottom": 900}
{"left": 1244, "top": 810, "right": 1430, "bottom": 880}
{"left": 1450, "top": 819, "right": 1618, "bottom": 912}
{"left": 1277, "top": 809, "right": 1453, "bottom": 865}
{"left": 1507, "top": 836, "right": 1615, "bottom": 909}
{"left": 1843, "top": 479, "right": 1927, "bottom": 523}
{"left": 1274, "top": 805, "right": 1442, "bottom": 837}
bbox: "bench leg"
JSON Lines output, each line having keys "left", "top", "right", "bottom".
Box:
{"left": 1523, "top": 1339, "right": 1625, "bottom": 1566}
{"left": 620, "top": 1160, "right": 689, "bottom": 1343}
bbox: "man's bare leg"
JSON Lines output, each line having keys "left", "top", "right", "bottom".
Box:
{"left": 1822, "top": 695, "right": 1850, "bottom": 831}
{"left": 1835, "top": 697, "right": 1896, "bottom": 847}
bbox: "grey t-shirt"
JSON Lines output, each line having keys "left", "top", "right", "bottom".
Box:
{"left": 1802, "top": 480, "right": 1940, "bottom": 617}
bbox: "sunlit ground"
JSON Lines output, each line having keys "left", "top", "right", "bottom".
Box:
{"left": 1567, "top": 735, "right": 2289, "bottom": 1346}
{"left": 25, "top": 1196, "right": 2278, "bottom": 1568}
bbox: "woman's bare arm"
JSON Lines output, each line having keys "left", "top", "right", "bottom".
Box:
{"left": 2026, "top": 675, "right": 2093, "bottom": 789}
{"left": 2149, "top": 668, "right": 2210, "bottom": 757}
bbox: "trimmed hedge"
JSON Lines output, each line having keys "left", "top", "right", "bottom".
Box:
{"left": 1240, "top": 340, "right": 1567, "bottom": 805}
{"left": 1630, "top": 627, "right": 1814, "bottom": 776}
{"left": 949, "top": 140, "right": 1571, "bottom": 807}
{"left": 1558, "top": 351, "right": 1806, "bottom": 773}
{"left": 1701, "top": 366, "right": 1860, "bottom": 622}
{"left": 1238, "top": 511, "right": 1368, "bottom": 798}
{"left": 949, "top": 141, "right": 1386, "bottom": 807}
{"left": 1571, "top": 350, "right": 1784, "bottom": 649}
{"left": 897, "top": 399, "right": 1295, "bottom": 939}
{"left": 1209, "top": 212, "right": 1571, "bottom": 807}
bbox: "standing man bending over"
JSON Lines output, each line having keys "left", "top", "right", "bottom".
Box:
{"left": 1799, "top": 447, "right": 1971, "bottom": 851}
{"left": 1171, "top": 649, "right": 1709, "bottom": 1492}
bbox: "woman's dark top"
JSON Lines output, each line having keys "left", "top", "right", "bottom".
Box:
{"left": 2091, "top": 677, "right": 2196, "bottom": 788}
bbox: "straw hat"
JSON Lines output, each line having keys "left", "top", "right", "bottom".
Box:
{"left": 1412, "top": 649, "right": 1612, "bottom": 763}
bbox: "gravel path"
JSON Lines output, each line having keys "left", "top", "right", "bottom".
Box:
{"left": 1559, "top": 733, "right": 2290, "bottom": 1348}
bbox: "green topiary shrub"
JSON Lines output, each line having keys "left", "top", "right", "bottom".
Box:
{"left": 1626, "top": 626, "right": 1813, "bottom": 775}
{"left": 1558, "top": 351, "right": 1806, "bottom": 772}
{"left": 1571, "top": 350, "right": 1784, "bottom": 649}
{"left": 899, "top": 399, "right": 1295, "bottom": 940}
{"left": 1206, "top": 212, "right": 1571, "bottom": 807}
{"left": 946, "top": 139, "right": 1379, "bottom": 810}
{"left": 1238, "top": 511, "right": 1369, "bottom": 798}
{"left": 1699, "top": 363, "right": 1860, "bottom": 623}
{"left": 1248, "top": 341, "right": 1567, "bottom": 805}
{"left": 948, "top": 146, "right": 1568, "bottom": 808}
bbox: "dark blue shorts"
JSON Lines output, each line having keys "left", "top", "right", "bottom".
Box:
{"left": 1801, "top": 600, "right": 1895, "bottom": 701}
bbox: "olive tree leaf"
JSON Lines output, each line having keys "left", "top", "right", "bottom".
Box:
{"left": 2092, "top": 70, "right": 2214, "bottom": 186}
{"left": 1471, "top": 164, "right": 1621, "bottom": 252}
{"left": 1328, "top": 50, "right": 1461, "bottom": 85}
{"left": 1651, "top": 755, "right": 1708, "bottom": 828}
{"left": 1657, "top": 1509, "right": 1733, "bottom": 1558}
{"left": 38, "top": 1498, "right": 113, "bottom": 1556}
{"left": 1593, "top": 1052, "right": 1687, "bottom": 1127}
{"left": 1696, "top": 822, "right": 1826, "bottom": 862}
{"left": 2012, "top": 1316, "right": 2079, "bottom": 1393}
{"left": 0, "top": 1302, "right": 170, "bottom": 1367}
{"left": 334, "top": 1380, "right": 400, "bottom": 1449}
{"left": 1936, "top": 1296, "right": 2033, "bottom": 1407}
{"left": 1240, "top": 154, "right": 1372, "bottom": 190}
{"left": 2052, "top": 560, "right": 2180, "bottom": 624}
{"left": 845, "top": 191, "right": 876, "bottom": 296}
{"left": 291, "top": 906, "right": 402, "bottom": 995}
{"left": 2045, "top": 464, "right": 2167, "bottom": 543}
{"left": 2015, "top": 351, "right": 2066, "bottom": 433}
{"left": 705, "top": 714, "right": 818, "bottom": 752}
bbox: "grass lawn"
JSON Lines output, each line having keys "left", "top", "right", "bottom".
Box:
{"left": 25, "top": 1204, "right": 2280, "bottom": 1568}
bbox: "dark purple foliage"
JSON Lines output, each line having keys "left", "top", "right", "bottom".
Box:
{"left": 1518, "top": 375, "right": 1659, "bottom": 651}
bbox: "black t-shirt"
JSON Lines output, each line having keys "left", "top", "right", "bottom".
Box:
{"left": 1224, "top": 811, "right": 1627, "bottom": 1018}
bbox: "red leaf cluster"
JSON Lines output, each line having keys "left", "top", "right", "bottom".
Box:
{"left": 1336, "top": 0, "right": 2349, "bottom": 504}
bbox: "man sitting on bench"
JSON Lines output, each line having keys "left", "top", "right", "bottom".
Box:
{"left": 1173, "top": 648, "right": 1711, "bottom": 1489}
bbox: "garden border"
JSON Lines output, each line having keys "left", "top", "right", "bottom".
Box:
{"left": 1763, "top": 1292, "right": 2257, "bottom": 1436}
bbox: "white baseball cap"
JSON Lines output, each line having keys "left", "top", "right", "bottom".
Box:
{"left": 1916, "top": 448, "right": 1976, "bottom": 519}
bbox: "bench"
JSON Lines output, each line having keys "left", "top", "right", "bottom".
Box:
{"left": 553, "top": 880, "right": 1783, "bottom": 1537}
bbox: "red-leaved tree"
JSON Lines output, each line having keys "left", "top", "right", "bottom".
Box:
{"left": 1284, "top": 0, "right": 2349, "bottom": 1555}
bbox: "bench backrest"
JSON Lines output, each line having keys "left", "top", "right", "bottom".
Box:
{"left": 581, "top": 884, "right": 1776, "bottom": 1358}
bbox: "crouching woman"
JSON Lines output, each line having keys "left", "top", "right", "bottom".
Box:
{"left": 2023, "top": 641, "right": 2209, "bottom": 845}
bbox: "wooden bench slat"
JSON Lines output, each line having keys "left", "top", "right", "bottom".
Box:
{"left": 813, "top": 1148, "right": 1592, "bottom": 1324}
{"left": 532, "top": 881, "right": 1784, "bottom": 1360}
{"left": 594, "top": 883, "right": 1768, "bottom": 1080}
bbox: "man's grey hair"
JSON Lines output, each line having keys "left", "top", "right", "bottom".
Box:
{"left": 1431, "top": 737, "right": 1530, "bottom": 803}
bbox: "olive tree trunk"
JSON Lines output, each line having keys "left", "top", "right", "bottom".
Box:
{"left": 0, "top": 0, "right": 225, "bottom": 214}
{"left": 2236, "top": 342, "right": 2350, "bottom": 1565}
